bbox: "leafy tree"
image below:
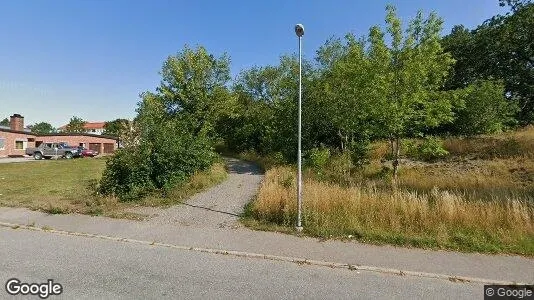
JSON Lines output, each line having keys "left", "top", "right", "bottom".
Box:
{"left": 499, "top": 0, "right": 531, "bottom": 10}
{"left": 156, "top": 45, "right": 236, "bottom": 139}
{"left": 452, "top": 80, "right": 519, "bottom": 135}
{"left": 375, "top": 6, "right": 455, "bottom": 182}
{"left": 103, "top": 118, "right": 130, "bottom": 137}
{"left": 29, "top": 122, "right": 55, "bottom": 134}
{"left": 443, "top": 1, "right": 533, "bottom": 124}
{"left": 0, "top": 118, "right": 8, "bottom": 126}
{"left": 64, "top": 116, "right": 86, "bottom": 133}
{"left": 99, "top": 45, "right": 228, "bottom": 200}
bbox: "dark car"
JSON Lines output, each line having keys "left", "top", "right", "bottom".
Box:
{"left": 77, "top": 146, "right": 99, "bottom": 157}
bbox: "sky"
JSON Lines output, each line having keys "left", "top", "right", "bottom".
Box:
{"left": 0, "top": 0, "right": 508, "bottom": 128}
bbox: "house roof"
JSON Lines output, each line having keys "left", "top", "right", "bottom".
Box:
{"left": 0, "top": 127, "right": 36, "bottom": 135}
{"left": 59, "top": 122, "right": 106, "bottom": 131}
{"left": 0, "top": 127, "right": 118, "bottom": 140}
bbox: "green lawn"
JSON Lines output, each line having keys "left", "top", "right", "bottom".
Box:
{"left": 0, "top": 158, "right": 227, "bottom": 219}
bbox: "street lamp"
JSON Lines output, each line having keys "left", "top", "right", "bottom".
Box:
{"left": 295, "top": 24, "right": 304, "bottom": 232}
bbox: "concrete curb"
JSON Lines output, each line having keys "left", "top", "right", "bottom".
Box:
{"left": 1, "top": 221, "right": 530, "bottom": 286}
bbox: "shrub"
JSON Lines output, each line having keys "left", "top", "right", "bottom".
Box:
{"left": 306, "top": 147, "right": 331, "bottom": 169}
{"left": 99, "top": 124, "right": 217, "bottom": 201}
{"left": 406, "top": 136, "right": 449, "bottom": 161}
{"left": 451, "top": 80, "right": 518, "bottom": 136}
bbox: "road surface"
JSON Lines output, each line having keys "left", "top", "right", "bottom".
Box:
{"left": 0, "top": 227, "right": 482, "bottom": 299}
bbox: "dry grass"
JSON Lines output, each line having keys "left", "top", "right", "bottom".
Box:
{"left": 0, "top": 158, "right": 227, "bottom": 218}
{"left": 444, "top": 126, "right": 534, "bottom": 159}
{"left": 245, "top": 164, "right": 534, "bottom": 255}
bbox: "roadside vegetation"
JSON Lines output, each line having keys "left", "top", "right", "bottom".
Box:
{"left": 0, "top": 158, "right": 226, "bottom": 219}
{"left": 243, "top": 128, "right": 534, "bottom": 255}
{"left": 233, "top": 2, "right": 534, "bottom": 255}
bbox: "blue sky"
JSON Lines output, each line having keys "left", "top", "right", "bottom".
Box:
{"left": 0, "top": 0, "right": 508, "bottom": 127}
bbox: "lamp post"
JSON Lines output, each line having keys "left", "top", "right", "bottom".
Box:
{"left": 295, "top": 24, "right": 304, "bottom": 232}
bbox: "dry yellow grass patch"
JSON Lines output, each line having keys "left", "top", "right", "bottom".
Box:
{"left": 247, "top": 166, "right": 534, "bottom": 255}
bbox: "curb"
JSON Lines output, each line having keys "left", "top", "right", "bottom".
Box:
{"left": 1, "top": 221, "right": 530, "bottom": 286}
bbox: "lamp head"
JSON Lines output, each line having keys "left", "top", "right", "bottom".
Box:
{"left": 295, "top": 24, "right": 304, "bottom": 37}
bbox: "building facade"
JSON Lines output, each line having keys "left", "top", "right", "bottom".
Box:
{"left": 0, "top": 114, "right": 118, "bottom": 158}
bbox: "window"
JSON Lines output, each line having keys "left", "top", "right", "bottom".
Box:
{"left": 15, "top": 141, "right": 24, "bottom": 150}
{"left": 0, "top": 138, "right": 5, "bottom": 150}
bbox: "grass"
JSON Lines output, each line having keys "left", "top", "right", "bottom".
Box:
{"left": 242, "top": 127, "right": 534, "bottom": 256}
{"left": 0, "top": 158, "right": 227, "bottom": 219}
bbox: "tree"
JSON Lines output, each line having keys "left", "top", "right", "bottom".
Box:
{"left": 103, "top": 119, "right": 130, "bottom": 137}
{"left": 442, "top": 1, "right": 533, "bottom": 124}
{"left": 29, "top": 122, "right": 55, "bottom": 134}
{"left": 0, "top": 118, "right": 8, "bottom": 127}
{"left": 375, "top": 6, "right": 455, "bottom": 182}
{"left": 451, "top": 80, "right": 519, "bottom": 136}
{"left": 156, "top": 45, "right": 236, "bottom": 139}
{"left": 99, "top": 45, "right": 229, "bottom": 200}
{"left": 64, "top": 116, "right": 86, "bottom": 133}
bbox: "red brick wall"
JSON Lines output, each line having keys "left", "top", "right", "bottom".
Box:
{"left": 10, "top": 115, "right": 24, "bottom": 131}
{"left": 0, "top": 131, "right": 36, "bottom": 157}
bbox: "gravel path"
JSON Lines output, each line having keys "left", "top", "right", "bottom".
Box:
{"left": 144, "top": 157, "right": 263, "bottom": 228}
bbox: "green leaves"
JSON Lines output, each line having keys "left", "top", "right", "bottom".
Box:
{"left": 29, "top": 122, "right": 55, "bottom": 134}
{"left": 64, "top": 116, "right": 86, "bottom": 133}
{"left": 443, "top": 2, "right": 534, "bottom": 124}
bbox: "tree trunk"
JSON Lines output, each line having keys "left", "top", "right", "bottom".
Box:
{"left": 338, "top": 129, "right": 345, "bottom": 152}
{"left": 392, "top": 136, "right": 401, "bottom": 185}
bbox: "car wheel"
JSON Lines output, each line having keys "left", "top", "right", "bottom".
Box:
{"left": 65, "top": 152, "right": 73, "bottom": 159}
{"left": 33, "top": 152, "right": 43, "bottom": 160}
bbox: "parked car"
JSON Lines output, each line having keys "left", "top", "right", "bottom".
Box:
{"left": 25, "top": 143, "right": 80, "bottom": 160}
{"left": 77, "top": 146, "right": 98, "bottom": 157}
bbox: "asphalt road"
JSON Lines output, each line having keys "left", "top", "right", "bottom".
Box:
{"left": 0, "top": 227, "right": 482, "bottom": 299}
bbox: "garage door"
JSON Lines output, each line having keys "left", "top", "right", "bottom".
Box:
{"left": 103, "top": 143, "right": 114, "bottom": 153}
{"left": 89, "top": 143, "right": 101, "bottom": 152}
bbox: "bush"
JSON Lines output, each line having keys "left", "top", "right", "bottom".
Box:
{"left": 451, "top": 80, "right": 518, "bottom": 136}
{"left": 306, "top": 147, "right": 331, "bottom": 169}
{"left": 99, "top": 124, "right": 217, "bottom": 201}
{"left": 406, "top": 136, "right": 449, "bottom": 161}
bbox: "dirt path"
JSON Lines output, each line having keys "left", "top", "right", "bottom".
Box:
{"left": 140, "top": 157, "right": 263, "bottom": 228}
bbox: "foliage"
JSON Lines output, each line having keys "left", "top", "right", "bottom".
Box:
{"left": 451, "top": 80, "right": 519, "bottom": 135}
{"left": 306, "top": 147, "right": 331, "bottom": 169}
{"left": 99, "top": 46, "right": 226, "bottom": 200}
{"left": 64, "top": 116, "right": 86, "bottom": 133}
{"left": 99, "top": 121, "right": 217, "bottom": 201}
{"left": 442, "top": 2, "right": 534, "bottom": 124}
{"left": 0, "top": 118, "right": 8, "bottom": 127}
{"left": 103, "top": 118, "right": 130, "bottom": 137}
{"left": 369, "top": 6, "right": 455, "bottom": 181}
{"left": 405, "top": 136, "right": 449, "bottom": 161}
{"left": 29, "top": 122, "right": 55, "bottom": 134}
{"left": 157, "top": 45, "right": 236, "bottom": 140}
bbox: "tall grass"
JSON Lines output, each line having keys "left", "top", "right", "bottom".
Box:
{"left": 247, "top": 166, "right": 534, "bottom": 255}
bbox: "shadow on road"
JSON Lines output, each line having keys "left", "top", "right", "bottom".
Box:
{"left": 180, "top": 202, "right": 240, "bottom": 217}
{"left": 224, "top": 158, "right": 263, "bottom": 175}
